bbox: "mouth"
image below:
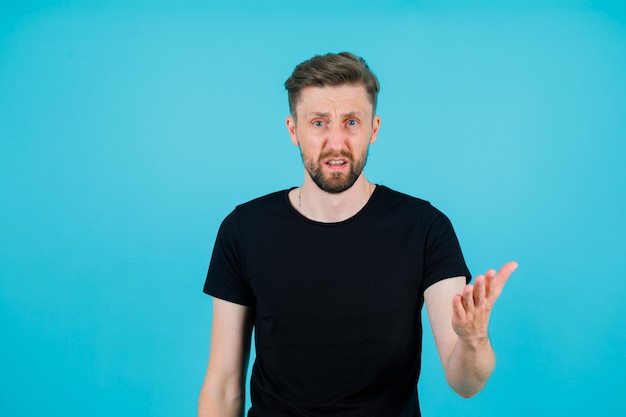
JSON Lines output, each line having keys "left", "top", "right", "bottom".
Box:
{"left": 324, "top": 159, "right": 348, "bottom": 170}
{"left": 324, "top": 158, "right": 348, "bottom": 170}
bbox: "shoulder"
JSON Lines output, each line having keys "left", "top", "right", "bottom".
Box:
{"left": 219, "top": 189, "right": 293, "bottom": 233}
{"left": 372, "top": 186, "right": 457, "bottom": 241}
{"left": 230, "top": 189, "right": 291, "bottom": 217}
{"left": 377, "top": 186, "right": 427, "bottom": 204}
{"left": 375, "top": 185, "right": 445, "bottom": 219}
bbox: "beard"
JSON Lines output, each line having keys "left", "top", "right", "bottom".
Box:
{"left": 301, "top": 148, "right": 369, "bottom": 194}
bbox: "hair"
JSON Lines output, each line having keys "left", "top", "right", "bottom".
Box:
{"left": 284, "top": 52, "right": 380, "bottom": 117}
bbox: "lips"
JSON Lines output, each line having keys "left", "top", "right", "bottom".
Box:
{"left": 325, "top": 159, "right": 348, "bottom": 170}
{"left": 321, "top": 150, "right": 352, "bottom": 166}
{"left": 326, "top": 159, "right": 346, "bottom": 165}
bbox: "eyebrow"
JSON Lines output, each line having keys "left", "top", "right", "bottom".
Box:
{"left": 307, "top": 111, "right": 365, "bottom": 118}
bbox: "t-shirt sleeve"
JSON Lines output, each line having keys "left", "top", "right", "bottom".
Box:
{"left": 421, "top": 205, "right": 472, "bottom": 292}
{"left": 203, "top": 210, "right": 255, "bottom": 306}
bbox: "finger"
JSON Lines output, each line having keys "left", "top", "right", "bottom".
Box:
{"left": 474, "top": 274, "right": 487, "bottom": 307}
{"left": 452, "top": 294, "right": 465, "bottom": 321}
{"left": 462, "top": 284, "right": 475, "bottom": 315}
{"left": 484, "top": 269, "right": 497, "bottom": 299}
{"left": 497, "top": 261, "right": 518, "bottom": 282}
{"left": 495, "top": 261, "right": 518, "bottom": 294}
{"left": 487, "top": 261, "right": 518, "bottom": 300}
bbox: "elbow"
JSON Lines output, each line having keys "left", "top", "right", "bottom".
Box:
{"left": 198, "top": 384, "right": 244, "bottom": 417}
{"left": 453, "top": 386, "right": 482, "bottom": 399}
{"left": 447, "top": 378, "right": 482, "bottom": 398}
{"left": 445, "top": 370, "right": 490, "bottom": 399}
{"left": 444, "top": 348, "right": 495, "bottom": 399}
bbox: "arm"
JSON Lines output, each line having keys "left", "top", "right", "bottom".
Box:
{"left": 424, "top": 261, "right": 517, "bottom": 398}
{"left": 198, "top": 298, "right": 254, "bottom": 417}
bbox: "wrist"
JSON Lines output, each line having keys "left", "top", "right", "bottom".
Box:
{"left": 457, "top": 334, "right": 492, "bottom": 351}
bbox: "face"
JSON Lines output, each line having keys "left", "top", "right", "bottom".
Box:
{"left": 286, "top": 84, "right": 380, "bottom": 193}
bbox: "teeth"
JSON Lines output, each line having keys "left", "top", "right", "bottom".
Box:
{"left": 327, "top": 160, "right": 345, "bottom": 165}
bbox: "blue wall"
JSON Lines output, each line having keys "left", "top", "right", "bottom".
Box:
{"left": 1, "top": 1, "right": 625, "bottom": 416}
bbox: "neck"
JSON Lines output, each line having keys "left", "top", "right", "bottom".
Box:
{"left": 294, "top": 175, "right": 375, "bottom": 223}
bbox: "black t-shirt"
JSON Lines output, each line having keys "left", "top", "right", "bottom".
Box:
{"left": 204, "top": 185, "right": 471, "bottom": 417}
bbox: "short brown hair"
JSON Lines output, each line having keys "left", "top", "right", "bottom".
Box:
{"left": 284, "top": 52, "right": 380, "bottom": 117}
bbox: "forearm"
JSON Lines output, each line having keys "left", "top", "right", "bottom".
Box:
{"left": 444, "top": 335, "right": 495, "bottom": 398}
{"left": 198, "top": 386, "right": 244, "bottom": 417}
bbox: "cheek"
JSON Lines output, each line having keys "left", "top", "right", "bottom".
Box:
{"left": 297, "top": 133, "right": 322, "bottom": 149}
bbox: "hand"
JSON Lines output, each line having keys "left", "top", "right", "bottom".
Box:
{"left": 451, "top": 261, "right": 518, "bottom": 344}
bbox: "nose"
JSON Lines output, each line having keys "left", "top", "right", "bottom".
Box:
{"left": 325, "top": 123, "right": 347, "bottom": 151}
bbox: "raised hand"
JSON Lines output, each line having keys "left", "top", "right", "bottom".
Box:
{"left": 451, "top": 261, "right": 518, "bottom": 343}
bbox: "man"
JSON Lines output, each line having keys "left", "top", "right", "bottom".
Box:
{"left": 198, "top": 52, "right": 517, "bottom": 417}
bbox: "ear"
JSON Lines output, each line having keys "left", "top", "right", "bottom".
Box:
{"left": 369, "top": 115, "right": 381, "bottom": 145}
{"left": 286, "top": 116, "right": 299, "bottom": 146}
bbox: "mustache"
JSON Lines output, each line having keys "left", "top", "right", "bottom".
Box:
{"left": 319, "top": 150, "right": 354, "bottom": 161}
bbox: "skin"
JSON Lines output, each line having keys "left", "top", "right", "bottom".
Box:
{"left": 198, "top": 299, "right": 253, "bottom": 417}
{"left": 424, "top": 262, "right": 518, "bottom": 398}
{"left": 285, "top": 84, "right": 380, "bottom": 223}
{"left": 197, "top": 83, "right": 517, "bottom": 416}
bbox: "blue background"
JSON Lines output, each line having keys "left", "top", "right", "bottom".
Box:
{"left": 1, "top": 1, "right": 625, "bottom": 416}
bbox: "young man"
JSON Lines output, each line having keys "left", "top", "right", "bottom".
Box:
{"left": 198, "top": 52, "right": 517, "bottom": 417}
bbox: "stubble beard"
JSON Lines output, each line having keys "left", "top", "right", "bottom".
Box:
{"left": 301, "top": 148, "right": 369, "bottom": 194}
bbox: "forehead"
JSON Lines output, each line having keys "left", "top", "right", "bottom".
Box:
{"left": 295, "top": 84, "right": 372, "bottom": 117}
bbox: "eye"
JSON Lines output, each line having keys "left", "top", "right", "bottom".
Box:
{"left": 313, "top": 120, "right": 325, "bottom": 127}
{"left": 346, "top": 119, "right": 359, "bottom": 127}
